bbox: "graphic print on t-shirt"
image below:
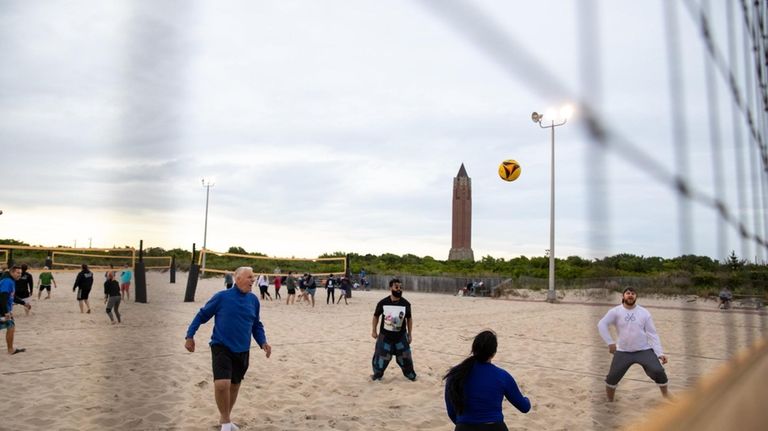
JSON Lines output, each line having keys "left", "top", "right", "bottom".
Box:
{"left": 382, "top": 305, "right": 407, "bottom": 332}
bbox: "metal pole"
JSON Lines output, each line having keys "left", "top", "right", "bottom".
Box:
{"left": 532, "top": 109, "right": 568, "bottom": 303}
{"left": 185, "top": 243, "right": 199, "bottom": 302}
{"left": 202, "top": 182, "right": 210, "bottom": 275}
{"left": 548, "top": 123, "right": 556, "bottom": 302}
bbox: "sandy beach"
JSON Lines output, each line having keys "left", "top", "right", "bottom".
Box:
{"left": 1, "top": 271, "right": 766, "bottom": 430}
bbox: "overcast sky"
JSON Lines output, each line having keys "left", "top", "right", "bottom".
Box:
{"left": 1, "top": 1, "right": 766, "bottom": 262}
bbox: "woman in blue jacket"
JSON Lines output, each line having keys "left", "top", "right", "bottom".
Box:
{"left": 444, "top": 330, "right": 531, "bottom": 431}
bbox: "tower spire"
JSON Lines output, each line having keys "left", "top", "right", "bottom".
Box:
{"left": 449, "top": 163, "right": 474, "bottom": 261}
{"left": 457, "top": 163, "right": 468, "bottom": 178}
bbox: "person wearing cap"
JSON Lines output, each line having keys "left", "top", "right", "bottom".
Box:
{"left": 597, "top": 286, "right": 669, "bottom": 401}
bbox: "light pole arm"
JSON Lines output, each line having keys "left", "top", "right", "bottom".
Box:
{"left": 537, "top": 118, "right": 567, "bottom": 129}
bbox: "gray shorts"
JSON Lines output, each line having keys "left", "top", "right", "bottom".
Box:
{"left": 106, "top": 296, "right": 121, "bottom": 309}
{"left": 606, "top": 348, "right": 668, "bottom": 387}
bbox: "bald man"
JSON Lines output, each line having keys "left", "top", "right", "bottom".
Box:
{"left": 185, "top": 266, "right": 272, "bottom": 431}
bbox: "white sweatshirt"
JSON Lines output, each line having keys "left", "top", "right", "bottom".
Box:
{"left": 597, "top": 304, "right": 663, "bottom": 357}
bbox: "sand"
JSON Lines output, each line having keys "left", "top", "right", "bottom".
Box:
{"left": 1, "top": 272, "right": 766, "bottom": 430}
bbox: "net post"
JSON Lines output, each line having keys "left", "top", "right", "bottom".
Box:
{"left": 8, "top": 249, "right": 13, "bottom": 267}
{"left": 134, "top": 240, "right": 147, "bottom": 303}
{"left": 184, "top": 243, "right": 199, "bottom": 302}
{"left": 170, "top": 255, "right": 176, "bottom": 284}
{"left": 45, "top": 253, "right": 52, "bottom": 269}
{"left": 345, "top": 254, "right": 350, "bottom": 277}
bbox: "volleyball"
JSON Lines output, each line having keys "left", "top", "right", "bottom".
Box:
{"left": 498, "top": 159, "right": 522, "bottom": 182}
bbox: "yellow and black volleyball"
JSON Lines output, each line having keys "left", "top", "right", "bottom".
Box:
{"left": 498, "top": 159, "right": 522, "bottom": 182}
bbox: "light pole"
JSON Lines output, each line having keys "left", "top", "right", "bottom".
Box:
{"left": 201, "top": 177, "right": 215, "bottom": 275}
{"left": 532, "top": 106, "right": 572, "bottom": 303}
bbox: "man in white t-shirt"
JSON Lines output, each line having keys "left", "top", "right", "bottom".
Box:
{"left": 597, "top": 286, "right": 669, "bottom": 402}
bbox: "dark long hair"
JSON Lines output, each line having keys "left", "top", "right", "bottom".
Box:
{"left": 443, "top": 330, "right": 498, "bottom": 415}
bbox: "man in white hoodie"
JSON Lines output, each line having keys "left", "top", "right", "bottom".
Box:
{"left": 597, "top": 286, "right": 669, "bottom": 402}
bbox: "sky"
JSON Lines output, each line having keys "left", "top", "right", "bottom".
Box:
{"left": 1, "top": 0, "right": 766, "bottom": 262}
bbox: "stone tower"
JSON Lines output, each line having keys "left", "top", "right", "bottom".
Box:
{"left": 449, "top": 163, "right": 474, "bottom": 261}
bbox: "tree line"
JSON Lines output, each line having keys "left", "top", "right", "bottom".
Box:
{"left": 2, "top": 239, "right": 766, "bottom": 294}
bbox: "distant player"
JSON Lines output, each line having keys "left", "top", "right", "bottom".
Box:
{"left": 257, "top": 274, "right": 272, "bottom": 301}
{"left": 15, "top": 264, "right": 34, "bottom": 316}
{"left": 337, "top": 275, "right": 352, "bottom": 305}
{"left": 285, "top": 272, "right": 297, "bottom": 305}
{"left": 273, "top": 275, "right": 282, "bottom": 299}
{"left": 325, "top": 274, "right": 336, "bottom": 305}
{"left": 297, "top": 274, "right": 309, "bottom": 305}
{"left": 598, "top": 286, "right": 669, "bottom": 401}
{"left": 37, "top": 266, "right": 57, "bottom": 300}
{"left": 104, "top": 271, "right": 122, "bottom": 324}
{"left": 73, "top": 264, "right": 94, "bottom": 314}
{"left": 120, "top": 267, "right": 132, "bottom": 301}
{"left": 305, "top": 273, "right": 317, "bottom": 308}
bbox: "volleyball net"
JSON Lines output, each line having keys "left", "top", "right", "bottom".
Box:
{"left": 0, "top": 245, "right": 137, "bottom": 271}
{"left": 51, "top": 250, "right": 135, "bottom": 270}
{"left": 198, "top": 248, "right": 346, "bottom": 276}
{"left": 142, "top": 256, "right": 173, "bottom": 270}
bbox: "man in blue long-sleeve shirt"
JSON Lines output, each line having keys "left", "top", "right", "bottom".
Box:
{"left": 185, "top": 266, "right": 272, "bottom": 431}
{"left": 1, "top": 265, "right": 30, "bottom": 354}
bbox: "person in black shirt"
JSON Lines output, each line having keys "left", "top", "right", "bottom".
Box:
{"left": 15, "top": 264, "right": 34, "bottom": 316}
{"left": 337, "top": 276, "right": 352, "bottom": 305}
{"left": 325, "top": 274, "right": 336, "bottom": 305}
{"left": 73, "top": 264, "right": 94, "bottom": 314}
{"left": 370, "top": 278, "right": 416, "bottom": 381}
{"left": 103, "top": 271, "right": 122, "bottom": 324}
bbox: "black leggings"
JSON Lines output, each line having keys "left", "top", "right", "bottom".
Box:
{"left": 327, "top": 288, "right": 335, "bottom": 304}
{"left": 455, "top": 423, "right": 508, "bottom": 431}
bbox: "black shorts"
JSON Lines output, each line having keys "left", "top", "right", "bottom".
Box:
{"left": 77, "top": 287, "right": 91, "bottom": 300}
{"left": 40, "top": 285, "right": 51, "bottom": 292}
{"left": 287, "top": 288, "right": 296, "bottom": 295}
{"left": 211, "top": 344, "right": 249, "bottom": 384}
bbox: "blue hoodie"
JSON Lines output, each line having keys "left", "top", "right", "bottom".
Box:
{"left": 0, "top": 277, "right": 16, "bottom": 313}
{"left": 186, "top": 286, "right": 267, "bottom": 353}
